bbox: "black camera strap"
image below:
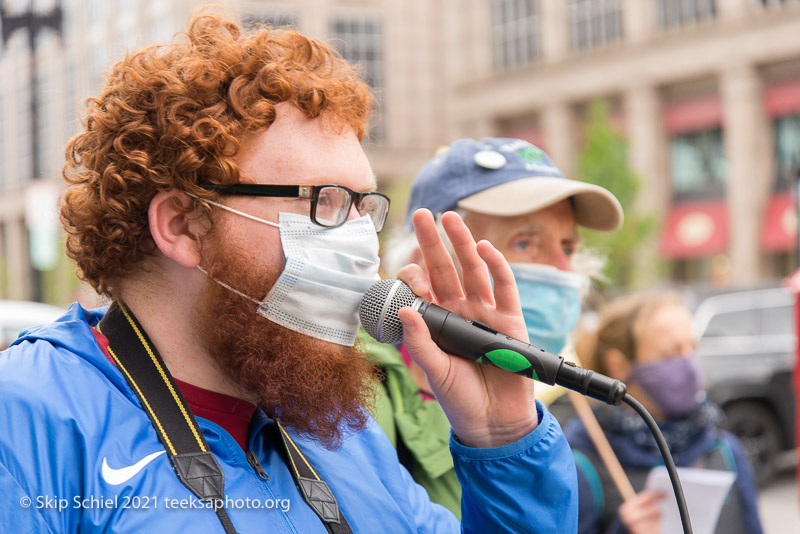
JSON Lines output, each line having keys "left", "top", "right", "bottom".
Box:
{"left": 98, "top": 301, "right": 236, "bottom": 533}
{"left": 98, "top": 300, "right": 352, "bottom": 534}
{"left": 271, "top": 421, "right": 352, "bottom": 534}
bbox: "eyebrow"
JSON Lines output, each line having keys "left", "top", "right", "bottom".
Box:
{"left": 516, "top": 223, "right": 546, "bottom": 234}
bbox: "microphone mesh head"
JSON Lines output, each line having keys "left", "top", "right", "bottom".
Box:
{"left": 359, "top": 279, "right": 417, "bottom": 344}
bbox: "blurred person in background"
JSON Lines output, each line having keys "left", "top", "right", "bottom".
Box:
{"left": 363, "top": 137, "right": 623, "bottom": 516}
{"left": 0, "top": 10, "right": 581, "bottom": 532}
{"left": 565, "top": 292, "right": 763, "bottom": 534}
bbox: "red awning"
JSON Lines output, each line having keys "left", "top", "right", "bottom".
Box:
{"left": 764, "top": 79, "right": 800, "bottom": 117}
{"left": 664, "top": 96, "right": 723, "bottom": 134}
{"left": 660, "top": 201, "right": 727, "bottom": 258}
{"left": 761, "top": 192, "right": 798, "bottom": 252}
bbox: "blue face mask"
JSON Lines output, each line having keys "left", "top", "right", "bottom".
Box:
{"left": 509, "top": 263, "right": 587, "bottom": 355}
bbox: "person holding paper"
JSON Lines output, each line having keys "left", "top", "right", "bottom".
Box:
{"left": 565, "top": 292, "right": 763, "bottom": 534}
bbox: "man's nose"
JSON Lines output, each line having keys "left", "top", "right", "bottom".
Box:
{"left": 548, "top": 250, "right": 572, "bottom": 272}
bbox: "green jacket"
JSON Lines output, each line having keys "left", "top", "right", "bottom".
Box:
{"left": 360, "top": 331, "right": 462, "bottom": 518}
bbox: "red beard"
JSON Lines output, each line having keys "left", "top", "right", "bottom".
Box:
{"left": 193, "top": 233, "right": 379, "bottom": 449}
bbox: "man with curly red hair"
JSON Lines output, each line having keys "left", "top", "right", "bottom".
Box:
{"left": 0, "top": 9, "right": 577, "bottom": 533}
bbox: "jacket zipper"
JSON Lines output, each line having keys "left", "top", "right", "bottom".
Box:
{"left": 246, "top": 450, "right": 269, "bottom": 481}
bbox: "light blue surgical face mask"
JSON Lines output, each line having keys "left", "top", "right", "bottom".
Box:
{"left": 194, "top": 196, "right": 381, "bottom": 346}
{"left": 509, "top": 263, "right": 587, "bottom": 355}
{"left": 258, "top": 212, "right": 381, "bottom": 345}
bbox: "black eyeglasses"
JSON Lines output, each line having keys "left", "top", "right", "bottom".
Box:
{"left": 204, "top": 184, "right": 390, "bottom": 232}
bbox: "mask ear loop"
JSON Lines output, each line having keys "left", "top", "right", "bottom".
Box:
{"left": 185, "top": 191, "right": 276, "bottom": 306}
{"left": 196, "top": 265, "right": 263, "bottom": 307}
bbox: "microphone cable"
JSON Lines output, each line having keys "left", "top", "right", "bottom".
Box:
{"left": 360, "top": 279, "right": 694, "bottom": 532}
{"left": 623, "top": 394, "right": 693, "bottom": 534}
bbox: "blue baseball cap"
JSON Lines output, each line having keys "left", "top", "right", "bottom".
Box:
{"left": 406, "top": 137, "right": 623, "bottom": 231}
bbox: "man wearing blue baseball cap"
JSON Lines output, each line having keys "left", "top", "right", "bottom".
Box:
{"left": 406, "top": 137, "right": 621, "bottom": 236}
{"left": 365, "top": 137, "right": 623, "bottom": 516}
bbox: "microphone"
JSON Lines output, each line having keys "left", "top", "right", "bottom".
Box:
{"left": 359, "top": 279, "right": 626, "bottom": 406}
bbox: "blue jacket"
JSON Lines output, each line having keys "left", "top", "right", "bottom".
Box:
{"left": 0, "top": 304, "right": 578, "bottom": 533}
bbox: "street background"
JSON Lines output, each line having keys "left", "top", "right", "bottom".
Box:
{"left": 1, "top": 0, "right": 798, "bottom": 530}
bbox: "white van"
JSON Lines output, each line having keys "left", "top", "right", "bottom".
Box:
{"left": 0, "top": 300, "right": 65, "bottom": 348}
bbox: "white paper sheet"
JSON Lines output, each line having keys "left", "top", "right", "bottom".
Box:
{"left": 644, "top": 466, "right": 736, "bottom": 534}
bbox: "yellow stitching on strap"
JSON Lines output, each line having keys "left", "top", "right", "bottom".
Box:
{"left": 280, "top": 431, "right": 301, "bottom": 478}
{"left": 278, "top": 422, "right": 320, "bottom": 480}
{"left": 117, "top": 302, "right": 207, "bottom": 453}
{"left": 106, "top": 344, "right": 177, "bottom": 456}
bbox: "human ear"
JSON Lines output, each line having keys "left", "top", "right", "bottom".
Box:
{"left": 602, "top": 348, "right": 633, "bottom": 381}
{"left": 148, "top": 190, "right": 205, "bottom": 269}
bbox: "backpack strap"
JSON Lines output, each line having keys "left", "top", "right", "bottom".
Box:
{"left": 574, "top": 447, "right": 651, "bottom": 532}
{"left": 573, "top": 449, "right": 605, "bottom": 520}
{"left": 99, "top": 301, "right": 236, "bottom": 534}
{"left": 706, "top": 435, "right": 738, "bottom": 473}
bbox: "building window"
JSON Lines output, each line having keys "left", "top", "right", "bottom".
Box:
{"left": 492, "top": 0, "right": 540, "bottom": 70}
{"left": 37, "top": 35, "right": 60, "bottom": 180}
{"left": 16, "top": 81, "right": 32, "bottom": 187}
{"left": 143, "top": 13, "right": 177, "bottom": 46}
{"left": 670, "top": 127, "right": 726, "bottom": 200}
{"left": 766, "top": 252, "right": 797, "bottom": 279}
{"left": 0, "top": 92, "right": 5, "bottom": 191}
{"left": 241, "top": 12, "right": 298, "bottom": 31}
{"left": 89, "top": 0, "right": 109, "bottom": 25}
{"left": 657, "top": 0, "right": 716, "bottom": 29}
{"left": 89, "top": 46, "right": 109, "bottom": 88}
{"left": 773, "top": 114, "right": 800, "bottom": 191}
{"left": 63, "top": 61, "right": 77, "bottom": 141}
{"left": 671, "top": 257, "right": 713, "bottom": 284}
{"left": 330, "top": 17, "right": 384, "bottom": 143}
{"left": 569, "top": 0, "right": 623, "bottom": 51}
{"left": 756, "top": 0, "right": 798, "bottom": 7}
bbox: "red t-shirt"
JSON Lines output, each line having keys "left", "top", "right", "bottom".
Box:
{"left": 92, "top": 328, "right": 257, "bottom": 451}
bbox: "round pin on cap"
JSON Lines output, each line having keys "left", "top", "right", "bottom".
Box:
{"left": 474, "top": 150, "right": 507, "bottom": 170}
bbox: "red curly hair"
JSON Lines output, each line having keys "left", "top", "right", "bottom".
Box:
{"left": 60, "top": 10, "right": 374, "bottom": 296}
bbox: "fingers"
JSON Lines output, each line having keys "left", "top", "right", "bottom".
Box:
{"left": 410, "top": 209, "right": 519, "bottom": 313}
{"left": 396, "top": 264, "right": 431, "bottom": 299}
{"left": 411, "top": 209, "right": 463, "bottom": 302}
{"left": 398, "top": 306, "right": 449, "bottom": 387}
{"left": 619, "top": 491, "right": 665, "bottom": 533}
{"left": 476, "top": 240, "right": 521, "bottom": 317}
{"left": 630, "top": 490, "right": 665, "bottom": 507}
{"left": 439, "top": 212, "right": 493, "bottom": 303}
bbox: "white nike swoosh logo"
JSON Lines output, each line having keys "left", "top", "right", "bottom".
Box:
{"left": 101, "top": 451, "right": 166, "bottom": 485}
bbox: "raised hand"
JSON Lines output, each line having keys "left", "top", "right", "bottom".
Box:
{"left": 397, "top": 209, "right": 538, "bottom": 448}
